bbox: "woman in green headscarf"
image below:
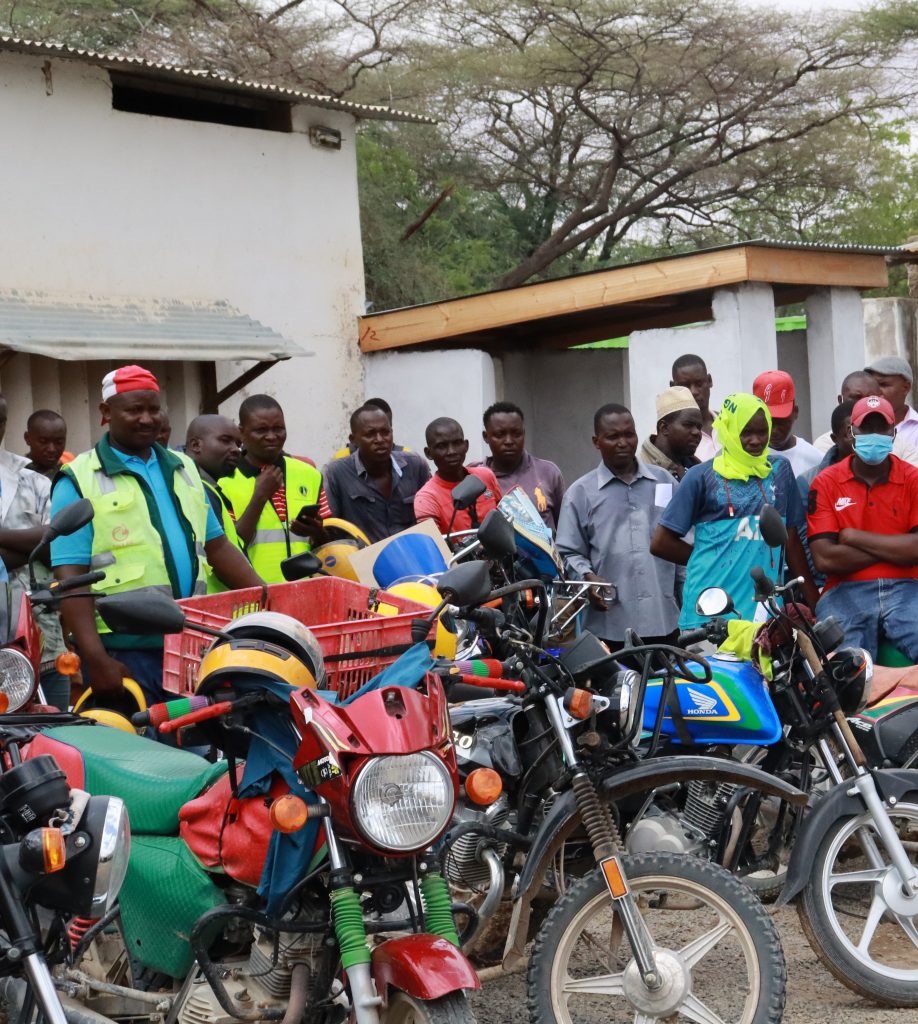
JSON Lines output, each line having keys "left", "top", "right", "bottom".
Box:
{"left": 651, "top": 392, "right": 818, "bottom": 626}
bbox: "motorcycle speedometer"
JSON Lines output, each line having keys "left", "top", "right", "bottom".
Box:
{"left": 351, "top": 752, "right": 454, "bottom": 852}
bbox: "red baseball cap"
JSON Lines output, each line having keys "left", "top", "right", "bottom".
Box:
{"left": 752, "top": 370, "right": 795, "bottom": 418}
{"left": 101, "top": 365, "right": 159, "bottom": 402}
{"left": 851, "top": 394, "right": 895, "bottom": 427}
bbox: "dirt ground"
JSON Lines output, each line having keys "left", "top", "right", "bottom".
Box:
{"left": 468, "top": 906, "right": 918, "bottom": 1023}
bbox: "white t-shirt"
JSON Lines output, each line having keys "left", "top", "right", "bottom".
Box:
{"left": 768, "top": 436, "right": 822, "bottom": 476}
{"left": 695, "top": 431, "right": 718, "bottom": 462}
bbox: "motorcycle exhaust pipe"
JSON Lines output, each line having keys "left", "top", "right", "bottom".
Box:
{"left": 463, "top": 847, "right": 504, "bottom": 948}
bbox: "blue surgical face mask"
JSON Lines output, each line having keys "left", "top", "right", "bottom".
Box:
{"left": 853, "top": 433, "right": 894, "bottom": 465}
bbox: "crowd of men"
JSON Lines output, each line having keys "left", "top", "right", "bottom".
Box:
{"left": 4, "top": 350, "right": 918, "bottom": 716}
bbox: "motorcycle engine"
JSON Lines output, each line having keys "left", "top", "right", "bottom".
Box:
{"left": 626, "top": 781, "right": 736, "bottom": 858}
{"left": 176, "top": 928, "right": 325, "bottom": 1024}
{"left": 444, "top": 796, "right": 509, "bottom": 890}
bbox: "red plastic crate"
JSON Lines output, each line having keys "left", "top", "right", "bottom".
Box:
{"left": 162, "top": 577, "right": 432, "bottom": 699}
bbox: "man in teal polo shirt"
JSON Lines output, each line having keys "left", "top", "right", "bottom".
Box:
{"left": 51, "top": 366, "right": 262, "bottom": 708}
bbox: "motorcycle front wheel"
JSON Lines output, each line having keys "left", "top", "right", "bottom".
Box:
{"left": 381, "top": 991, "right": 476, "bottom": 1024}
{"left": 528, "top": 852, "right": 786, "bottom": 1024}
{"left": 800, "top": 800, "right": 918, "bottom": 1006}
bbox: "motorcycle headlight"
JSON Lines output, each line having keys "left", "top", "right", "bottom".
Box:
{"left": 351, "top": 752, "right": 454, "bottom": 852}
{"left": 90, "top": 796, "right": 131, "bottom": 914}
{"left": 0, "top": 649, "right": 35, "bottom": 712}
{"left": 830, "top": 647, "right": 874, "bottom": 715}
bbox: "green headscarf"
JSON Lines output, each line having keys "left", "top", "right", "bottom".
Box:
{"left": 712, "top": 393, "right": 772, "bottom": 482}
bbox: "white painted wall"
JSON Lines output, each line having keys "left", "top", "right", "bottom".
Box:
{"left": 363, "top": 349, "right": 497, "bottom": 466}
{"left": 0, "top": 51, "right": 366, "bottom": 460}
{"left": 626, "top": 283, "right": 779, "bottom": 442}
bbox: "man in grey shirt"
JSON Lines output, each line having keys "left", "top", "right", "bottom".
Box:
{"left": 556, "top": 402, "right": 681, "bottom": 647}
{"left": 323, "top": 405, "right": 431, "bottom": 543}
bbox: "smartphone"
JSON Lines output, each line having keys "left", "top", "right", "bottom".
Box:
{"left": 296, "top": 503, "right": 320, "bottom": 521}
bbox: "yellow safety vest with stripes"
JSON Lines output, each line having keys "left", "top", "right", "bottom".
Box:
{"left": 202, "top": 478, "right": 245, "bottom": 593}
{"left": 64, "top": 442, "right": 209, "bottom": 635}
{"left": 218, "top": 457, "right": 322, "bottom": 584}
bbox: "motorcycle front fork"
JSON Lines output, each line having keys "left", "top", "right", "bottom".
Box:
{"left": 543, "top": 697, "right": 663, "bottom": 989}
{"left": 819, "top": 734, "right": 918, "bottom": 895}
{"left": 323, "top": 802, "right": 460, "bottom": 1024}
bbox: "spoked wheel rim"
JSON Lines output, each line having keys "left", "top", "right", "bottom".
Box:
{"left": 817, "top": 802, "right": 918, "bottom": 982}
{"left": 548, "top": 872, "right": 762, "bottom": 1024}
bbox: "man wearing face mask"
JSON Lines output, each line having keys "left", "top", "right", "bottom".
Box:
{"left": 807, "top": 395, "right": 918, "bottom": 659}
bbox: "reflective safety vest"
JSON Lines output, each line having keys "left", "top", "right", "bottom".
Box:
{"left": 219, "top": 457, "right": 322, "bottom": 584}
{"left": 65, "top": 443, "right": 210, "bottom": 635}
{"left": 202, "top": 478, "right": 245, "bottom": 593}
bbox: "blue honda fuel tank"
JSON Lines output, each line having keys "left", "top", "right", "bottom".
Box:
{"left": 641, "top": 654, "right": 782, "bottom": 745}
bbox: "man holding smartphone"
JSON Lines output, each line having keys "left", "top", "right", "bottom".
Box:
{"left": 323, "top": 405, "right": 431, "bottom": 543}
{"left": 219, "top": 394, "right": 327, "bottom": 583}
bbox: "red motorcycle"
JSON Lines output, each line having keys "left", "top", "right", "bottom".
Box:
{"left": 23, "top": 587, "right": 479, "bottom": 1024}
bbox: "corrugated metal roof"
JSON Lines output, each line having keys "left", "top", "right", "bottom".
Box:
{"left": 0, "top": 291, "right": 311, "bottom": 362}
{"left": 0, "top": 35, "right": 434, "bottom": 124}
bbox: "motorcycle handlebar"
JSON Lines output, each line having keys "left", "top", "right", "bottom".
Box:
{"left": 677, "top": 626, "right": 709, "bottom": 646}
{"left": 132, "top": 694, "right": 212, "bottom": 729}
{"left": 30, "top": 571, "right": 107, "bottom": 605}
{"left": 677, "top": 617, "right": 730, "bottom": 648}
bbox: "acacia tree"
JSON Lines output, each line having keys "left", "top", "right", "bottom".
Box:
{"left": 420, "top": 0, "right": 915, "bottom": 287}
{"left": 0, "top": 0, "right": 426, "bottom": 98}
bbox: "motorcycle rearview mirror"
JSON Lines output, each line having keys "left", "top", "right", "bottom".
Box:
{"left": 759, "top": 503, "right": 788, "bottom": 549}
{"left": 477, "top": 508, "right": 517, "bottom": 559}
{"left": 436, "top": 560, "right": 492, "bottom": 607}
{"left": 47, "top": 499, "right": 94, "bottom": 540}
{"left": 451, "top": 474, "right": 486, "bottom": 511}
{"left": 281, "top": 552, "right": 324, "bottom": 582}
{"left": 97, "top": 590, "right": 187, "bottom": 636}
{"left": 28, "top": 498, "right": 96, "bottom": 588}
{"left": 695, "top": 587, "right": 734, "bottom": 618}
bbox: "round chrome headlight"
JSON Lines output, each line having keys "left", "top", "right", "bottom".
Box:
{"left": 0, "top": 649, "right": 36, "bottom": 712}
{"left": 90, "top": 797, "right": 131, "bottom": 914}
{"left": 351, "top": 752, "right": 454, "bottom": 852}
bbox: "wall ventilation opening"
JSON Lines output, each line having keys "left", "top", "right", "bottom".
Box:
{"left": 110, "top": 73, "right": 293, "bottom": 133}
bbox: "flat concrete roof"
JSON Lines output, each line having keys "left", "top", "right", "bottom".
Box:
{"left": 358, "top": 240, "right": 903, "bottom": 353}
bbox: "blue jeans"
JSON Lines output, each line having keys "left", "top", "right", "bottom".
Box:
{"left": 816, "top": 579, "right": 918, "bottom": 660}
{"left": 39, "top": 669, "right": 72, "bottom": 712}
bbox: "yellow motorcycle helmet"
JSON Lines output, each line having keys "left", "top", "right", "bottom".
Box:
{"left": 313, "top": 519, "right": 370, "bottom": 581}
{"left": 74, "top": 676, "right": 147, "bottom": 734}
{"left": 385, "top": 581, "right": 458, "bottom": 659}
{"left": 196, "top": 612, "right": 326, "bottom": 695}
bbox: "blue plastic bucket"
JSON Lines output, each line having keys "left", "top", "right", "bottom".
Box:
{"left": 372, "top": 535, "right": 448, "bottom": 589}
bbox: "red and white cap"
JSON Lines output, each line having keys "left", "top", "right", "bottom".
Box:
{"left": 851, "top": 394, "right": 895, "bottom": 427}
{"left": 752, "top": 370, "right": 795, "bottom": 419}
{"left": 101, "top": 365, "right": 160, "bottom": 402}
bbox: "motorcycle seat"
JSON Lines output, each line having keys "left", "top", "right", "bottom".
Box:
{"left": 28, "top": 726, "right": 227, "bottom": 835}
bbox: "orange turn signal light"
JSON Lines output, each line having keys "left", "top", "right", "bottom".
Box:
{"left": 41, "top": 828, "right": 67, "bottom": 873}
{"left": 269, "top": 795, "right": 310, "bottom": 833}
{"left": 56, "top": 652, "right": 82, "bottom": 677}
{"left": 0, "top": 693, "right": 9, "bottom": 714}
{"left": 564, "top": 687, "right": 594, "bottom": 721}
{"left": 464, "top": 767, "right": 503, "bottom": 806}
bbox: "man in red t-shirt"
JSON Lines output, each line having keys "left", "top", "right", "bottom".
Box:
{"left": 807, "top": 394, "right": 918, "bottom": 658}
{"left": 414, "top": 417, "right": 501, "bottom": 537}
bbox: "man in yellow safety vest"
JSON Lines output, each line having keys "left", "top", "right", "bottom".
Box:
{"left": 50, "top": 366, "right": 263, "bottom": 707}
{"left": 219, "top": 395, "right": 327, "bottom": 583}
{"left": 185, "top": 414, "right": 249, "bottom": 591}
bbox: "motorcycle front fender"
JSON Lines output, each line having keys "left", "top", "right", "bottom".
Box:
{"left": 777, "top": 767, "right": 918, "bottom": 906}
{"left": 502, "top": 754, "right": 808, "bottom": 969}
{"left": 371, "top": 935, "right": 480, "bottom": 1002}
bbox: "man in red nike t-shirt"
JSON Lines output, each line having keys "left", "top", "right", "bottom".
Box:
{"left": 807, "top": 394, "right": 918, "bottom": 659}
{"left": 414, "top": 417, "right": 501, "bottom": 536}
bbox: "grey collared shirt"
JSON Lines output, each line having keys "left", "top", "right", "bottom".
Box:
{"left": 556, "top": 459, "right": 680, "bottom": 642}
{"left": 322, "top": 450, "right": 431, "bottom": 543}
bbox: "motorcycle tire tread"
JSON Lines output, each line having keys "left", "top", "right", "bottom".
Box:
{"left": 799, "top": 812, "right": 918, "bottom": 1008}
{"left": 382, "top": 991, "right": 476, "bottom": 1024}
{"left": 527, "top": 851, "right": 787, "bottom": 1024}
